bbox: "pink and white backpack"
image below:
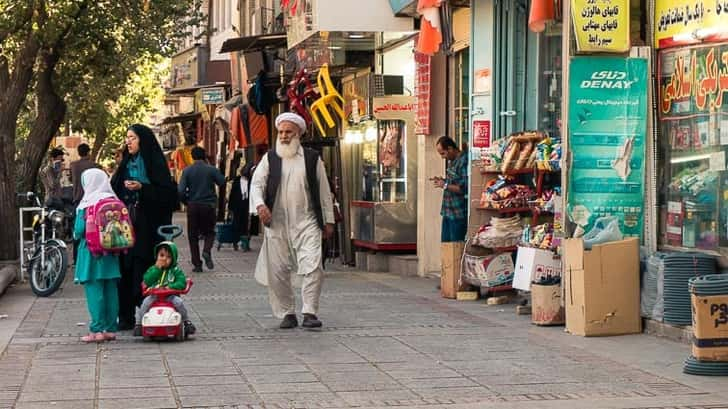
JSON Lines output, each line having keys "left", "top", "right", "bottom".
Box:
{"left": 85, "top": 197, "right": 135, "bottom": 256}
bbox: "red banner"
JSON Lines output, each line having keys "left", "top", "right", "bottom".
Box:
{"left": 414, "top": 52, "right": 431, "bottom": 135}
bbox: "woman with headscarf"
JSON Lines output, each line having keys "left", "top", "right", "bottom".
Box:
{"left": 228, "top": 162, "right": 254, "bottom": 251}
{"left": 111, "top": 124, "right": 177, "bottom": 330}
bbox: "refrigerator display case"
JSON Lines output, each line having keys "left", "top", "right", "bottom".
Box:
{"left": 349, "top": 96, "right": 417, "bottom": 250}
{"left": 658, "top": 44, "right": 728, "bottom": 252}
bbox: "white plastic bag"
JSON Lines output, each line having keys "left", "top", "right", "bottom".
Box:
{"left": 582, "top": 216, "right": 623, "bottom": 249}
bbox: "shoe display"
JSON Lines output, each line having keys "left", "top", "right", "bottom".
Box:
{"left": 301, "top": 313, "right": 322, "bottom": 328}
{"left": 202, "top": 252, "right": 214, "bottom": 270}
{"left": 279, "top": 314, "right": 298, "bottom": 329}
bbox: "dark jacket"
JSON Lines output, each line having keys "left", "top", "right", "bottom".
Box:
{"left": 264, "top": 148, "right": 324, "bottom": 229}
{"left": 178, "top": 160, "right": 225, "bottom": 206}
{"left": 70, "top": 157, "right": 100, "bottom": 204}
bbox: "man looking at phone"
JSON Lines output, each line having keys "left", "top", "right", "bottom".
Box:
{"left": 433, "top": 136, "right": 469, "bottom": 242}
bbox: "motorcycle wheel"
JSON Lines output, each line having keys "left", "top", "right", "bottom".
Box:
{"left": 29, "top": 244, "right": 68, "bottom": 297}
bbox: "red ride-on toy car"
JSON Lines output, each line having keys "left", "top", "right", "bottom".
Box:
{"left": 140, "top": 278, "right": 193, "bottom": 341}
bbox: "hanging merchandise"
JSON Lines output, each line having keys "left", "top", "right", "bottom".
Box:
{"left": 568, "top": 57, "right": 648, "bottom": 240}
{"left": 416, "top": 0, "right": 444, "bottom": 55}
{"left": 229, "top": 104, "right": 269, "bottom": 150}
{"left": 287, "top": 68, "right": 319, "bottom": 127}
{"left": 248, "top": 72, "right": 277, "bottom": 115}
{"left": 310, "top": 64, "right": 345, "bottom": 136}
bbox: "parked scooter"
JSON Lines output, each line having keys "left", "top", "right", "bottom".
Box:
{"left": 18, "top": 192, "right": 69, "bottom": 296}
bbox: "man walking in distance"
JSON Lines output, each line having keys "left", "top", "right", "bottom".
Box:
{"left": 178, "top": 147, "right": 225, "bottom": 272}
{"left": 70, "top": 143, "right": 99, "bottom": 263}
{"left": 250, "top": 112, "right": 335, "bottom": 329}
{"left": 433, "top": 136, "right": 469, "bottom": 242}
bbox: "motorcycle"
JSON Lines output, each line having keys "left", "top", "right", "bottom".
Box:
{"left": 18, "top": 192, "right": 69, "bottom": 296}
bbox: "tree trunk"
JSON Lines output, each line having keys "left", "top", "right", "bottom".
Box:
{"left": 0, "top": 34, "right": 41, "bottom": 261}
{"left": 17, "top": 50, "right": 66, "bottom": 194}
{"left": 91, "top": 125, "right": 108, "bottom": 162}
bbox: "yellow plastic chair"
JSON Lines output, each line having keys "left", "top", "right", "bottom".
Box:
{"left": 310, "top": 64, "right": 346, "bottom": 136}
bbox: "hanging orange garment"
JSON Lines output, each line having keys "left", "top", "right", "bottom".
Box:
{"left": 416, "top": 0, "right": 443, "bottom": 56}
{"left": 229, "top": 105, "right": 269, "bottom": 150}
{"left": 528, "top": 0, "right": 554, "bottom": 32}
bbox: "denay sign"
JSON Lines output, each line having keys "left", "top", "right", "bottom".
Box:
{"left": 568, "top": 57, "right": 648, "bottom": 240}
{"left": 579, "top": 71, "right": 637, "bottom": 89}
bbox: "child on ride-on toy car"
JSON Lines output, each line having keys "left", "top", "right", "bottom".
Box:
{"left": 133, "top": 242, "right": 196, "bottom": 336}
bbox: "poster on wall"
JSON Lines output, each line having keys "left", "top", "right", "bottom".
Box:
{"left": 571, "top": 0, "right": 630, "bottom": 53}
{"left": 568, "top": 57, "right": 648, "bottom": 240}
{"left": 655, "top": 0, "right": 728, "bottom": 49}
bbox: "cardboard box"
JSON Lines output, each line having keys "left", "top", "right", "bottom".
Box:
{"left": 513, "top": 246, "right": 562, "bottom": 291}
{"left": 562, "top": 238, "right": 641, "bottom": 336}
{"left": 691, "top": 293, "right": 728, "bottom": 361}
{"left": 531, "top": 284, "right": 565, "bottom": 326}
{"left": 441, "top": 242, "right": 467, "bottom": 299}
{"left": 461, "top": 253, "right": 515, "bottom": 288}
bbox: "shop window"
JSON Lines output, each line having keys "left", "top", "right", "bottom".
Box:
{"left": 451, "top": 47, "right": 470, "bottom": 149}
{"left": 493, "top": 1, "right": 562, "bottom": 140}
{"left": 658, "top": 44, "right": 728, "bottom": 252}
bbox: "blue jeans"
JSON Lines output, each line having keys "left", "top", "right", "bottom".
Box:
{"left": 441, "top": 217, "right": 467, "bottom": 242}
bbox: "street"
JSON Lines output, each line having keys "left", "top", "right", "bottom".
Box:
{"left": 0, "top": 219, "right": 726, "bottom": 409}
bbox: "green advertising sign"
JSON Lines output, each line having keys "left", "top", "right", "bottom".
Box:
{"left": 568, "top": 57, "right": 648, "bottom": 240}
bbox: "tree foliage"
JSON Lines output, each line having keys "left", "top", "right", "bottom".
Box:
{"left": 0, "top": 0, "right": 203, "bottom": 260}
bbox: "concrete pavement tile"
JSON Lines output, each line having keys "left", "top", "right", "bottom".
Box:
{"left": 308, "top": 363, "right": 378, "bottom": 373}
{"left": 100, "top": 376, "right": 170, "bottom": 388}
{"left": 172, "top": 375, "right": 248, "bottom": 386}
{"left": 166, "top": 366, "right": 239, "bottom": 376}
{"left": 325, "top": 381, "right": 405, "bottom": 392}
{"left": 336, "top": 389, "right": 421, "bottom": 404}
{"left": 246, "top": 371, "right": 318, "bottom": 384}
{"left": 239, "top": 364, "right": 310, "bottom": 374}
{"left": 14, "top": 400, "right": 95, "bottom": 409}
{"left": 18, "top": 389, "right": 94, "bottom": 402}
{"left": 98, "top": 397, "right": 178, "bottom": 409}
{"left": 175, "top": 384, "right": 253, "bottom": 396}
{"left": 384, "top": 368, "right": 462, "bottom": 379}
{"left": 413, "top": 386, "right": 494, "bottom": 399}
{"left": 178, "top": 394, "right": 261, "bottom": 407}
{"left": 251, "top": 382, "right": 330, "bottom": 394}
{"left": 400, "top": 377, "right": 479, "bottom": 389}
{"left": 22, "top": 380, "right": 94, "bottom": 392}
{"left": 98, "top": 387, "right": 175, "bottom": 399}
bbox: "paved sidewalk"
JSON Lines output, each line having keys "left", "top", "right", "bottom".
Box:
{"left": 0, "top": 216, "right": 727, "bottom": 409}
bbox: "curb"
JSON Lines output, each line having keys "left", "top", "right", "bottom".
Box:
{"left": 0, "top": 264, "right": 18, "bottom": 297}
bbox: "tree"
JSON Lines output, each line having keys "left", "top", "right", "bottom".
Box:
{"left": 0, "top": 0, "right": 202, "bottom": 261}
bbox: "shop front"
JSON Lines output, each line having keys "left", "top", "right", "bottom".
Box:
{"left": 654, "top": 1, "right": 728, "bottom": 255}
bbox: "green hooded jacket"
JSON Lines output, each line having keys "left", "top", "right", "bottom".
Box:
{"left": 143, "top": 241, "right": 186, "bottom": 290}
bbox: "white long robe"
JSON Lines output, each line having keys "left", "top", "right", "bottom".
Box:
{"left": 249, "top": 147, "right": 335, "bottom": 318}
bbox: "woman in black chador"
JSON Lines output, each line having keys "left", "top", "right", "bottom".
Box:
{"left": 228, "top": 162, "right": 254, "bottom": 251}
{"left": 111, "top": 124, "right": 177, "bottom": 330}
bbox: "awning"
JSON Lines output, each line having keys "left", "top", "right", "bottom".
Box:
{"left": 220, "top": 33, "right": 287, "bottom": 53}
{"left": 162, "top": 113, "right": 200, "bottom": 124}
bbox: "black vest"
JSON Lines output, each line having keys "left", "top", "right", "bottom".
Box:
{"left": 264, "top": 148, "right": 324, "bottom": 229}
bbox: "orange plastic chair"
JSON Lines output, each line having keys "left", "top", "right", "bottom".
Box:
{"left": 309, "top": 64, "right": 346, "bottom": 136}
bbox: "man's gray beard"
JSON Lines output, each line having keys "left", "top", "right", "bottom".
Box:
{"left": 276, "top": 138, "right": 300, "bottom": 159}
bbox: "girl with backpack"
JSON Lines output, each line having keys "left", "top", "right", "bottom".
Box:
{"left": 74, "top": 168, "right": 123, "bottom": 342}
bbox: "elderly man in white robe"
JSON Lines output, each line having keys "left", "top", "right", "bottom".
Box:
{"left": 250, "top": 112, "right": 335, "bottom": 329}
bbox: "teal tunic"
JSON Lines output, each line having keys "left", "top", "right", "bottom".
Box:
{"left": 74, "top": 209, "right": 121, "bottom": 283}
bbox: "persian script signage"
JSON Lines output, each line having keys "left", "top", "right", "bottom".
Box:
{"left": 571, "top": 0, "right": 630, "bottom": 52}
{"left": 655, "top": 0, "right": 728, "bottom": 48}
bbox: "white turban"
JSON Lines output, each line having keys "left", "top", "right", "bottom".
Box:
{"left": 275, "top": 112, "right": 307, "bottom": 134}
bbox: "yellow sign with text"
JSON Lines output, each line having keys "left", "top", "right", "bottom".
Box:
{"left": 571, "top": 0, "right": 630, "bottom": 53}
{"left": 655, "top": 0, "right": 728, "bottom": 48}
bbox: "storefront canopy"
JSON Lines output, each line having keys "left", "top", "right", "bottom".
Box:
{"left": 220, "top": 33, "right": 287, "bottom": 53}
